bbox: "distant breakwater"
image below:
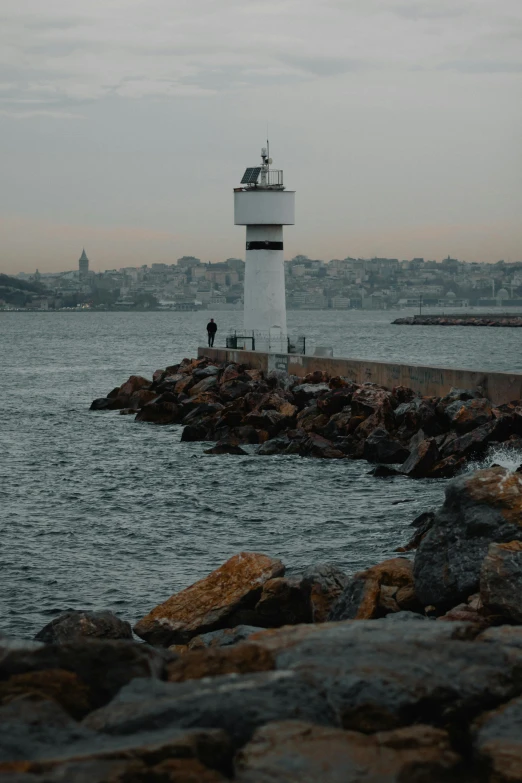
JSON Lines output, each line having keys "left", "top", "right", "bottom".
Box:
{"left": 393, "top": 314, "right": 522, "bottom": 327}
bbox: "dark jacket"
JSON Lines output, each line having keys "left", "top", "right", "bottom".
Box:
{"left": 207, "top": 321, "right": 217, "bottom": 334}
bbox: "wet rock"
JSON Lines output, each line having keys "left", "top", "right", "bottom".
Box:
{"left": 234, "top": 721, "right": 462, "bottom": 783}
{"left": 174, "top": 375, "right": 195, "bottom": 395}
{"left": 220, "top": 380, "right": 253, "bottom": 402}
{"left": 257, "top": 437, "right": 290, "bottom": 456}
{"left": 441, "top": 420, "right": 503, "bottom": 460}
{"left": 328, "top": 558, "right": 416, "bottom": 621}
{"left": 83, "top": 672, "right": 336, "bottom": 747}
{"left": 300, "top": 433, "right": 345, "bottom": 459}
{"left": 133, "top": 553, "right": 285, "bottom": 646}
{"left": 89, "top": 397, "right": 124, "bottom": 411}
{"left": 414, "top": 467, "right": 522, "bottom": 611}
{"left": 34, "top": 610, "right": 132, "bottom": 644}
{"left": 220, "top": 364, "right": 240, "bottom": 385}
{"left": 400, "top": 438, "right": 440, "bottom": 478}
{"left": 426, "top": 454, "right": 466, "bottom": 479}
{"left": 444, "top": 398, "right": 493, "bottom": 432}
{"left": 181, "top": 424, "right": 210, "bottom": 442}
{"left": 362, "top": 428, "right": 410, "bottom": 464}
{"left": 166, "top": 643, "right": 275, "bottom": 683}
{"left": 480, "top": 541, "right": 522, "bottom": 624}
{"left": 193, "top": 365, "right": 221, "bottom": 380}
{"left": 392, "top": 385, "right": 417, "bottom": 404}
{"left": 439, "top": 387, "right": 482, "bottom": 407}
{"left": 204, "top": 442, "right": 248, "bottom": 456}
{"left": 0, "top": 639, "right": 166, "bottom": 712}
{"left": 253, "top": 578, "right": 312, "bottom": 627}
{"left": 396, "top": 511, "right": 436, "bottom": 552}
{"left": 369, "top": 465, "right": 401, "bottom": 478}
{"left": 119, "top": 407, "right": 138, "bottom": 415}
{"left": 394, "top": 398, "right": 440, "bottom": 437}
{"left": 135, "top": 399, "right": 180, "bottom": 425}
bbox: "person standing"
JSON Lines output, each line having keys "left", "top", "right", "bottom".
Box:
{"left": 206, "top": 318, "right": 217, "bottom": 347}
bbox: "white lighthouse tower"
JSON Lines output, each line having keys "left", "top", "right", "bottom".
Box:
{"left": 234, "top": 146, "right": 295, "bottom": 352}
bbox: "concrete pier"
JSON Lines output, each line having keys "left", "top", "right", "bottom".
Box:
{"left": 198, "top": 347, "right": 522, "bottom": 406}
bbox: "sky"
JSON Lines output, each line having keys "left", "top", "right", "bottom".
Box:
{"left": 0, "top": 0, "right": 521, "bottom": 273}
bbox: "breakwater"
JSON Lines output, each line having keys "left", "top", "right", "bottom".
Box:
{"left": 90, "top": 355, "right": 522, "bottom": 479}
{"left": 393, "top": 313, "right": 522, "bottom": 327}
{"left": 199, "top": 346, "right": 522, "bottom": 406}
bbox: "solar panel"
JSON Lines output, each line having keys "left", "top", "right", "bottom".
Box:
{"left": 240, "top": 167, "right": 261, "bottom": 185}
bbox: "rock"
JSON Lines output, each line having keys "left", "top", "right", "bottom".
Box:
{"left": 351, "top": 386, "right": 397, "bottom": 417}
{"left": 243, "top": 410, "right": 288, "bottom": 437}
{"left": 133, "top": 553, "right": 285, "bottom": 646}
{"left": 247, "top": 619, "right": 519, "bottom": 736}
{"left": 394, "top": 398, "right": 440, "bottom": 437}
{"left": 89, "top": 397, "right": 123, "bottom": 411}
{"left": 473, "top": 696, "right": 522, "bottom": 783}
{"left": 0, "top": 668, "right": 91, "bottom": 720}
{"left": 193, "top": 365, "right": 221, "bottom": 379}
{"left": 135, "top": 399, "right": 180, "bottom": 425}
{"left": 441, "top": 420, "right": 502, "bottom": 460}
{"left": 292, "top": 383, "right": 330, "bottom": 408}
{"left": 220, "top": 364, "right": 240, "bottom": 385}
{"left": 362, "top": 428, "right": 410, "bottom": 464}
{"left": 186, "top": 626, "right": 265, "bottom": 650}
{"left": 396, "top": 511, "right": 435, "bottom": 552}
{"left": 0, "top": 698, "right": 231, "bottom": 779}
{"left": 328, "top": 558, "right": 416, "bottom": 621}
{"left": 166, "top": 643, "right": 275, "bottom": 683}
{"left": 316, "top": 387, "right": 355, "bottom": 417}
{"left": 34, "top": 611, "right": 132, "bottom": 644}
{"left": 118, "top": 375, "right": 151, "bottom": 397}
{"left": 426, "top": 455, "right": 466, "bottom": 479}
{"left": 252, "top": 578, "right": 312, "bottom": 627}
{"left": 444, "top": 398, "right": 493, "bottom": 432}
{"left": 300, "top": 433, "right": 345, "bottom": 459}
{"left": 189, "top": 376, "right": 218, "bottom": 397}
{"left": 174, "top": 375, "right": 195, "bottom": 395}
{"left": 0, "top": 639, "right": 166, "bottom": 712}
{"left": 480, "top": 541, "right": 522, "bottom": 623}
{"left": 127, "top": 389, "right": 157, "bottom": 408}
{"left": 119, "top": 407, "right": 138, "bottom": 415}
{"left": 300, "top": 564, "right": 350, "bottom": 623}
{"left": 440, "top": 387, "right": 482, "bottom": 406}
{"left": 83, "top": 672, "right": 336, "bottom": 747}
{"left": 181, "top": 424, "right": 210, "bottom": 442}
{"left": 257, "top": 437, "right": 290, "bottom": 456}
{"left": 234, "top": 721, "right": 461, "bottom": 783}
{"left": 204, "top": 442, "right": 248, "bottom": 456}
{"left": 220, "top": 380, "right": 253, "bottom": 402}
{"left": 400, "top": 438, "right": 440, "bottom": 478}
{"left": 369, "top": 465, "right": 401, "bottom": 478}
{"left": 414, "top": 467, "right": 522, "bottom": 611}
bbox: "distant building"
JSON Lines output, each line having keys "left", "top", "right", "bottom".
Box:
{"left": 79, "top": 249, "right": 89, "bottom": 281}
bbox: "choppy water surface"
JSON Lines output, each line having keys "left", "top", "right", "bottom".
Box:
{"left": 1, "top": 310, "right": 521, "bottom": 639}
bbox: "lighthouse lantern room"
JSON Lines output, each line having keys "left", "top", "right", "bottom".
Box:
{"left": 234, "top": 146, "right": 295, "bottom": 353}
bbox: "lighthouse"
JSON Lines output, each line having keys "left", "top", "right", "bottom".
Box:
{"left": 234, "top": 147, "right": 295, "bottom": 353}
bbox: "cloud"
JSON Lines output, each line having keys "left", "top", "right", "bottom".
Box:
{"left": 0, "top": 0, "right": 519, "bottom": 113}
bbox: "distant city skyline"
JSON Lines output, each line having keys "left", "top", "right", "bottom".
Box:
{"left": 1, "top": 0, "right": 521, "bottom": 274}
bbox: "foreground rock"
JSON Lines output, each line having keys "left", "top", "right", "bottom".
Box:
{"left": 234, "top": 722, "right": 461, "bottom": 782}
{"left": 134, "top": 553, "right": 285, "bottom": 646}
{"left": 90, "top": 357, "right": 522, "bottom": 477}
{"left": 414, "top": 466, "right": 522, "bottom": 611}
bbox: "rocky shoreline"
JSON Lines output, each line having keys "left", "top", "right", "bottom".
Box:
{"left": 90, "top": 356, "right": 522, "bottom": 478}
{"left": 393, "top": 315, "right": 522, "bottom": 327}
{"left": 3, "top": 465, "right": 522, "bottom": 780}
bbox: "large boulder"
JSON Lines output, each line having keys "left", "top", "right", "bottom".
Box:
{"left": 480, "top": 541, "right": 522, "bottom": 623}
{"left": 473, "top": 696, "right": 522, "bottom": 783}
{"left": 34, "top": 610, "right": 132, "bottom": 644}
{"left": 234, "top": 721, "right": 461, "bottom": 783}
{"left": 133, "top": 553, "right": 285, "bottom": 646}
{"left": 135, "top": 399, "right": 180, "bottom": 424}
{"left": 118, "top": 375, "right": 151, "bottom": 397}
{"left": 400, "top": 438, "right": 440, "bottom": 478}
{"left": 414, "top": 467, "right": 522, "bottom": 611}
